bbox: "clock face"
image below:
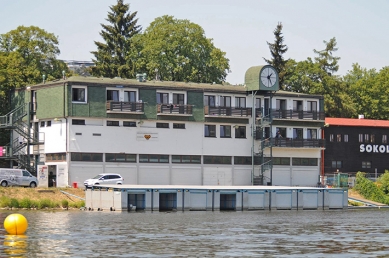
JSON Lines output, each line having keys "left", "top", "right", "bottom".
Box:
{"left": 260, "top": 67, "right": 277, "bottom": 88}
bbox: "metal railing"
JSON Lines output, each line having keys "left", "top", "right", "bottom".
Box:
{"left": 205, "top": 106, "right": 252, "bottom": 117}
{"left": 271, "top": 109, "right": 325, "bottom": 120}
{"left": 158, "top": 104, "right": 193, "bottom": 115}
{"left": 106, "top": 101, "right": 144, "bottom": 112}
{"left": 272, "top": 138, "right": 325, "bottom": 148}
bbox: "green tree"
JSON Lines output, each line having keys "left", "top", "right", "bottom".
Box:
{"left": 263, "top": 22, "right": 289, "bottom": 88}
{"left": 91, "top": 0, "right": 141, "bottom": 78}
{"left": 313, "top": 37, "right": 340, "bottom": 75}
{"left": 134, "top": 15, "right": 230, "bottom": 83}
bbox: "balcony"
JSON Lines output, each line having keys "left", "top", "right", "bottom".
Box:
{"left": 204, "top": 106, "right": 252, "bottom": 118}
{"left": 106, "top": 101, "right": 144, "bottom": 114}
{"left": 272, "top": 138, "right": 325, "bottom": 148}
{"left": 271, "top": 109, "right": 325, "bottom": 121}
{"left": 157, "top": 104, "right": 193, "bottom": 116}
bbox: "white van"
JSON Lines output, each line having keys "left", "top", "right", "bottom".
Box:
{"left": 0, "top": 168, "right": 38, "bottom": 188}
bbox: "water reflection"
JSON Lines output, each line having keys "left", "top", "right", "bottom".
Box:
{"left": 3, "top": 235, "right": 27, "bottom": 257}
{"left": 0, "top": 209, "right": 389, "bottom": 257}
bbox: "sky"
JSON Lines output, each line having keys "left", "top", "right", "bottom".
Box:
{"left": 1, "top": 0, "right": 388, "bottom": 85}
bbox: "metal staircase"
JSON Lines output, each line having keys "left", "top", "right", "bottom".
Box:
{"left": 0, "top": 103, "right": 43, "bottom": 175}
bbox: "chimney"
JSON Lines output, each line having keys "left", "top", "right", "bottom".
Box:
{"left": 358, "top": 114, "right": 364, "bottom": 119}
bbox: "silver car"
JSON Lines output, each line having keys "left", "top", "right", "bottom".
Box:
{"left": 84, "top": 173, "right": 123, "bottom": 188}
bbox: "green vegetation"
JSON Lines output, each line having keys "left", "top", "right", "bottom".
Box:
{"left": 354, "top": 171, "right": 389, "bottom": 205}
{"left": 348, "top": 200, "right": 364, "bottom": 206}
{"left": 0, "top": 195, "right": 84, "bottom": 210}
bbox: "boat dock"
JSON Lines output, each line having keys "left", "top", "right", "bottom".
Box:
{"left": 85, "top": 185, "right": 348, "bottom": 212}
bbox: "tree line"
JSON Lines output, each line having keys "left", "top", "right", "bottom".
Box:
{"left": 1, "top": 0, "right": 388, "bottom": 123}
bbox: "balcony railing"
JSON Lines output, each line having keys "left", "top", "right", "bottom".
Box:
{"left": 158, "top": 104, "right": 193, "bottom": 115}
{"left": 106, "top": 101, "right": 144, "bottom": 113}
{"left": 271, "top": 109, "right": 325, "bottom": 120}
{"left": 205, "top": 106, "right": 252, "bottom": 117}
{"left": 271, "top": 138, "right": 325, "bottom": 148}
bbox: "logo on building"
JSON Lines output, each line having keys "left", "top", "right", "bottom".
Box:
{"left": 360, "top": 144, "right": 389, "bottom": 153}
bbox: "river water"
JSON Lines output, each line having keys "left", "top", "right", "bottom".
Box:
{"left": 1, "top": 209, "right": 389, "bottom": 257}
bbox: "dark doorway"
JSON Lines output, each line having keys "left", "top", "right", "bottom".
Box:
{"left": 128, "top": 194, "right": 145, "bottom": 211}
{"left": 159, "top": 193, "right": 177, "bottom": 211}
{"left": 220, "top": 194, "right": 236, "bottom": 210}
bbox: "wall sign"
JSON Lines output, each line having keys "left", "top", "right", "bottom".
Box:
{"left": 360, "top": 144, "right": 389, "bottom": 153}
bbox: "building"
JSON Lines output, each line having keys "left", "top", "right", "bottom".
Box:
{"left": 324, "top": 116, "right": 389, "bottom": 180}
{"left": 0, "top": 66, "right": 325, "bottom": 188}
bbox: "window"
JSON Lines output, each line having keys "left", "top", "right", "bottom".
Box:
{"left": 293, "top": 100, "right": 303, "bottom": 111}
{"left": 307, "top": 101, "right": 317, "bottom": 112}
{"left": 235, "top": 97, "right": 246, "bottom": 108}
{"left": 107, "top": 121, "right": 119, "bottom": 126}
{"left": 370, "top": 134, "right": 375, "bottom": 143}
{"left": 329, "top": 134, "right": 334, "bottom": 142}
{"left": 205, "top": 125, "right": 216, "bottom": 137}
{"left": 72, "top": 119, "right": 85, "bottom": 125}
{"left": 362, "top": 161, "right": 371, "bottom": 169}
{"left": 40, "top": 121, "right": 45, "bottom": 127}
{"left": 255, "top": 98, "right": 261, "bottom": 117}
{"left": 156, "top": 93, "right": 169, "bottom": 104}
{"left": 172, "top": 155, "right": 201, "bottom": 163}
{"left": 293, "top": 128, "right": 303, "bottom": 139}
{"left": 204, "top": 95, "right": 216, "bottom": 107}
{"left": 124, "top": 91, "right": 136, "bottom": 102}
{"left": 337, "top": 134, "right": 342, "bottom": 142}
{"left": 359, "top": 134, "right": 363, "bottom": 143}
{"left": 331, "top": 160, "right": 342, "bottom": 168}
{"left": 156, "top": 122, "right": 169, "bottom": 128}
{"left": 123, "top": 121, "right": 136, "bottom": 127}
{"left": 220, "top": 96, "right": 231, "bottom": 107}
{"left": 139, "top": 154, "right": 169, "bottom": 163}
{"left": 292, "top": 158, "right": 318, "bottom": 166}
{"left": 235, "top": 126, "right": 246, "bottom": 138}
{"left": 93, "top": 133, "right": 101, "bottom": 136}
{"left": 173, "top": 123, "right": 185, "bottom": 129}
{"left": 106, "top": 153, "right": 136, "bottom": 162}
{"left": 234, "top": 156, "right": 252, "bottom": 165}
{"left": 344, "top": 134, "right": 349, "bottom": 142}
{"left": 272, "top": 157, "right": 291, "bottom": 165}
{"left": 72, "top": 86, "right": 87, "bottom": 103}
{"left": 307, "top": 129, "right": 317, "bottom": 139}
{"left": 71, "top": 153, "right": 103, "bottom": 162}
{"left": 383, "top": 135, "right": 388, "bottom": 144}
{"left": 107, "top": 90, "right": 119, "bottom": 101}
{"left": 173, "top": 93, "right": 184, "bottom": 104}
{"left": 46, "top": 121, "right": 51, "bottom": 127}
{"left": 276, "top": 127, "right": 287, "bottom": 138}
{"left": 46, "top": 153, "right": 66, "bottom": 162}
{"left": 220, "top": 125, "right": 231, "bottom": 138}
{"left": 364, "top": 134, "right": 370, "bottom": 143}
{"left": 203, "top": 156, "right": 231, "bottom": 164}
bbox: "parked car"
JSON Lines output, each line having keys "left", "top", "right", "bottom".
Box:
{"left": 0, "top": 168, "right": 38, "bottom": 188}
{"left": 84, "top": 173, "right": 123, "bottom": 188}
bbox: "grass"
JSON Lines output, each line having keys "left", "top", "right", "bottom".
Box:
{"left": 0, "top": 187, "right": 85, "bottom": 210}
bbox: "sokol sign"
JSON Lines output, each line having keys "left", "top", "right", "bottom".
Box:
{"left": 360, "top": 144, "right": 389, "bottom": 153}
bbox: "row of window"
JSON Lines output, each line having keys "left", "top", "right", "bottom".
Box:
{"left": 68, "top": 152, "right": 318, "bottom": 166}
{"left": 331, "top": 160, "right": 372, "bottom": 169}
{"left": 72, "top": 86, "right": 318, "bottom": 111}
{"left": 329, "top": 133, "right": 388, "bottom": 144}
{"left": 205, "top": 125, "right": 246, "bottom": 138}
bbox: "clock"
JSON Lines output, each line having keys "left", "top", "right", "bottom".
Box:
{"left": 260, "top": 66, "right": 277, "bottom": 88}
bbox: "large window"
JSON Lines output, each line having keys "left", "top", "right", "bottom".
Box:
{"left": 106, "top": 153, "right": 136, "bottom": 162}
{"left": 307, "top": 101, "right": 317, "bottom": 112}
{"left": 205, "top": 125, "right": 216, "bottom": 137}
{"left": 272, "top": 157, "right": 291, "bottom": 165}
{"left": 157, "top": 93, "right": 169, "bottom": 104}
{"left": 124, "top": 91, "right": 136, "bottom": 102}
{"left": 72, "top": 119, "right": 85, "bottom": 125}
{"left": 293, "top": 128, "right": 303, "bottom": 139}
{"left": 307, "top": 129, "right": 317, "bottom": 139}
{"left": 362, "top": 161, "right": 371, "bottom": 169}
{"left": 71, "top": 153, "right": 103, "bottom": 162}
{"left": 72, "top": 86, "right": 87, "bottom": 103}
{"left": 235, "top": 97, "right": 246, "bottom": 108}
{"left": 235, "top": 126, "right": 246, "bottom": 138}
{"left": 107, "top": 90, "right": 119, "bottom": 101}
{"left": 220, "top": 96, "right": 231, "bottom": 107}
{"left": 203, "top": 156, "right": 231, "bottom": 164}
{"left": 204, "top": 95, "right": 216, "bottom": 107}
{"left": 220, "top": 125, "right": 231, "bottom": 138}
{"left": 172, "top": 155, "right": 201, "bottom": 164}
{"left": 139, "top": 154, "right": 169, "bottom": 163}
{"left": 46, "top": 153, "right": 66, "bottom": 162}
{"left": 173, "top": 93, "right": 184, "bottom": 104}
{"left": 292, "top": 158, "right": 318, "bottom": 166}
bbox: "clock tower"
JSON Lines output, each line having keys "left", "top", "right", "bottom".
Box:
{"left": 245, "top": 65, "right": 279, "bottom": 92}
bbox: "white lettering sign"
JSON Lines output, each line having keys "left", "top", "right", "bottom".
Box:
{"left": 360, "top": 144, "right": 389, "bottom": 153}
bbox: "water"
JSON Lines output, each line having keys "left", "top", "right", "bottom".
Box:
{"left": 1, "top": 209, "right": 389, "bottom": 257}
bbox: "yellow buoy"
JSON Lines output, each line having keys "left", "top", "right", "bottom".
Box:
{"left": 3, "top": 214, "right": 28, "bottom": 235}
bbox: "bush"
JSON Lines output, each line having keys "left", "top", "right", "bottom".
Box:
{"left": 69, "top": 200, "right": 85, "bottom": 209}
{"left": 19, "top": 198, "right": 33, "bottom": 209}
{"left": 61, "top": 200, "right": 69, "bottom": 208}
{"left": 354, "top": 172, "right": 389, "bottom": 205}
{"left": 10, "top": 198, "right": 19, "bottom": 208}
{"left": 0, "top": 196, "right": 11, "bottom": 208}
{"left": 37, "top": 199, "right": 53, "bottom": 209}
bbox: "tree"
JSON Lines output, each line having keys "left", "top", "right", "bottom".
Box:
{"left": 313, "top": 37, "right": 340, "bottom": 75}
{"left": 263, "top": 22, "right": 289, "bottom": 88}
{"left": 134, "top": 15, "right": 230, "bottom": 83}
{"left": 91, "top": 0, "right": 141, "bottom": 78}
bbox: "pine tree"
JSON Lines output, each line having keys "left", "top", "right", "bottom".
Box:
{"left": 313, "top": 37, "right": 340, "bottom": 75}
{"left": 263, "top": 22, "right": 289, "bottom": 88}
{"left": 91, "top": 0, "right": 141, "bottom": 78}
